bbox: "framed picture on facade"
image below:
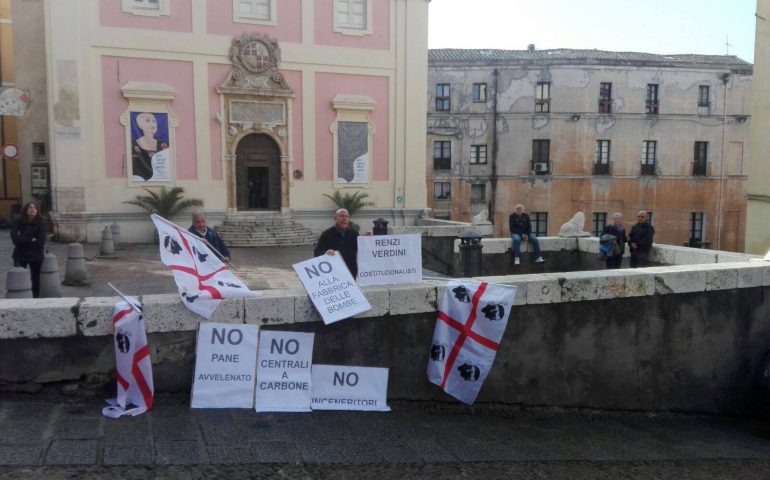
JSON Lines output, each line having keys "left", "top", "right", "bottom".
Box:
{"left": 331, "top": 94, "right": 375, "bottom": 188}
{"left": 129, "top": 111, "right": 171, "bottom": 182}
{"left": 336, "top": 121, "right": 369, "bottom": 185}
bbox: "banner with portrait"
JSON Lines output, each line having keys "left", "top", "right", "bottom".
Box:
{"left": 130, "top": 111, "right": 171, "bottom": 183}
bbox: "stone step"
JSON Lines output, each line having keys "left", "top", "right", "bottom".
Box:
{"left": 217, "top": 212, "right": 316, "bottom": 247}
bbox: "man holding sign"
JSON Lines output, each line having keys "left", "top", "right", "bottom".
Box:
{"left": 314, "top": 208, "right": 359, "bottom": 277}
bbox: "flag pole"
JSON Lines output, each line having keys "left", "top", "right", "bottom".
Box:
{"left": 199, "top": 238, "right": 240, "bottom": 270}
{"left": 107, "top": 282, "right": 142, "bottom": 314}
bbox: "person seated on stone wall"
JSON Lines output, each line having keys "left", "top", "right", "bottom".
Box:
{"left": 314, "top": 208, "right": 359, "bottom": 278}
{"left": 508, "top": 203, "right": 545, "bottom": 266}
{"left": 188, "top": 210, "right": 231, "bottom": 263}
{"left": 602, "top": 212, "right": 627, "bottom": 269}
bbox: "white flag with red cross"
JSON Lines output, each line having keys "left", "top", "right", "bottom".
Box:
{"left": 427, "top": 280, "right": 517, "bottom": 404}
{"left": 151, "top": 214, "right": 259, "bottom": 319}
{"left": 103, "top": 299, "right": 154, "bottom": 418}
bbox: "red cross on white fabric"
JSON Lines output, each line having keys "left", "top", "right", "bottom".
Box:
{"left": 436, "top": 282, "right": 500, "bottom": 388}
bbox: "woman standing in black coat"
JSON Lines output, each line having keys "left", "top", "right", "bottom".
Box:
{"left": 11, "top": 202, "right": 47, "bottom": 297}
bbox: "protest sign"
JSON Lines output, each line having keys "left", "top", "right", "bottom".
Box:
{"left": 191, "top": 323, "right": 258, "bottom": 409}
{"left": 255, "top": 331, "right": 315, "bottom": 412}
{"left": 293, "top": 254, "right": 371, "bottom": 324}
{"left": 311, "top": 365, "right": 390, "bottom": 411}
{"left": 427, "top": 280, "right": 517, "bottom": 404}
{"left": 356, "top": 234, "right": 422, "bottom": 286}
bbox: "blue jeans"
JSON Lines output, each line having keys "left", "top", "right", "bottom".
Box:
{"left": 512, "top": 234, "right": 542, "bottom": 259}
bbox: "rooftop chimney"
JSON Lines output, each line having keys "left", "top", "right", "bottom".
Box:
{"left": 528, "top": 44, "right": 536, "bottom": 52}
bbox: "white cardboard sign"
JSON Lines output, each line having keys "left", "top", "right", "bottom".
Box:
{"left": 356, "top": 234, "right": 422, "bottom": 286}
{"left": 311, "top": 365, "right": 391, "bottom": 411}
{"left": 255, "top": 331, "right": 315, "bottom": 412}
{"left": 293, "top": 254, "right": 371, "bottom": 324}
{"left": 191, "top": 323, "right": 258, "bottom": 409}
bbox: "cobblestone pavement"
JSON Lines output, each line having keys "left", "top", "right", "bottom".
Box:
{"left": 2, "top": 395, "right": 770, "bottom": 479}
{"left": 0, "top": 234, "right": 314, "bottom": 298}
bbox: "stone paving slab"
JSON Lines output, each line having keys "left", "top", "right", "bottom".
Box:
{"left": 3, "top": 396, "right": 770, "bottom": 472}
{"left": 0, "top": 237, "right": 314, "bottom": 299}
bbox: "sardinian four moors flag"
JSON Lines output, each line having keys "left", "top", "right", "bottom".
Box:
{"left": 427, "top": 280, "right": 517, "bottom": 404}
{"left": 103, "top": 299, "right": 154, "bottom": 418}
{"left": 151, "top": 214, "right": 259, "bottom": 319}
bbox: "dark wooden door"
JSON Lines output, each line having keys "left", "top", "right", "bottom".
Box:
{"left": 235, "top": 134, "right": 281, "bottom": 210}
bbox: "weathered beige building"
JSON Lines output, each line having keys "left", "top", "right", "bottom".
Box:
{"left": 428, "top": 48, "right": 752, "bottom": 252}
{"left": 747, "top": 0, "right": 770, "bottom": 255}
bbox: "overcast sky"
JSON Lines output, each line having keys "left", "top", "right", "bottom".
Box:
{"left": 428, "top": 0, "right": 757, "bottom": 63}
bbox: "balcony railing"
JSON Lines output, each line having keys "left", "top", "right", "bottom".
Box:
{"left": 645, "top": 101, "right": 659, "bottom": 114}
{"left": 433, "top": 158, "right": 451, "bottom": 171}
{"left": 692, "top": 161, "right": 707, "bottom": 176}
{"left": 593, "top": 162, "right": 610, "bottom": 175}
{"left": 641, "top": 163, "right": 656, "bottom": 175}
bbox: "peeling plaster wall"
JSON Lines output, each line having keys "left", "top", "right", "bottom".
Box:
{"left": 427, "top": 61, "right": 751, "bottom": 251}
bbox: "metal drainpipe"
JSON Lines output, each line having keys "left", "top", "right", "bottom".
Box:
{"left": 716, "top": 72, "right": 729, "bottom": 252}
{"left": 490, "top": 69, "right": 499, "bottom": 229}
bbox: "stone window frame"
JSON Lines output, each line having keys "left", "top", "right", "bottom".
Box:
{"left": 433, "top": 181, "right": 451, "bottom": 200}
{"left": 690, "top": 211, "right": 706, "bottom": 244}
{"left": 119, "top": 81, "right": 179, "bottom": 187}
{"left": 330, "top": 94, "right": 375, "bottom": 188}
{"left": 472, "top": 83, "right": 487, "bottom": 102}
{"left": 592, "top": 212, "right": 607, "bottom": 237}
{"left": 471, "top": 183, "right": 486, "bottom": 202}
{"left": 530, "top": 212, "right": 548, "bottom": 237}
{"left": 121, "top": 0, "right": 170, "bottom": 17}
{"left": 535, "top": 81, "right": 551, "bottom": 113}
{"left": 233, "top": 0, "right": 278, "bottom": 26}
{"left": 469, "top": 144, "right": 487, "bottom": 164}
{"left": 334, "top": 0, "right": 373, "bottom": 36}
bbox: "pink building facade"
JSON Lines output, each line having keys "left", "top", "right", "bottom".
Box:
{"left": 42, "top": 0, "right": 428, "bottom": 241}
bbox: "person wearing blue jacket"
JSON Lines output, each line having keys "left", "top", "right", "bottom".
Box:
{"left": 628, "top": 210, "right": 655, "bottom": 268}
{"left": 188, "top": 211, "right": 231, "bottom": 262}
{"left": 508, "top": 204, "right": 545, "bottom": 266}
{"left": 602, "top": 212, "right": 627, "bottom": 269}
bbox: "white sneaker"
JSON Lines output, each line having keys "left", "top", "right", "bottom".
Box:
{"left": 514, "top": 257, "right": 520, "bottom": 265}
{"left": 535, "top": 257, "right": 545, "bottom": 263}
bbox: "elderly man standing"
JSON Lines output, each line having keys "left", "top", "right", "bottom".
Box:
{"left": 628, "top": 210, "right": 655, "bottom": 268}
{"left": 314, "top": 208, "right": 359, "bottom": 277}
{"left": 188, "top": 210, "right": 231, "bottom": 262}
{"left": 509, "top": 204, "right": 545, "bottom": 266}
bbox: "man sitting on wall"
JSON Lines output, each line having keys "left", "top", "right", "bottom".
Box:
{"left": 188, "top": 210, "right": 231, "bottom": 263}
{"left": 314, "top": 208, "right": 359, "bottom": 278}
{"left": 508, "top": 203, "right": 545, "bottom": 266}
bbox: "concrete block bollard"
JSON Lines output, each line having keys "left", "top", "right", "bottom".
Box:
{"left": 62, "top": 243, "right": 90, "bottom": 286}
{"left": 111, "top": 222, "right": 122, "bottom": 250}
{"left": 6, "top": 267, "right": 33, "bottom": 298}
{"left": 99, "top": 226, "right": 116, "bottom": 258}
{"left": 39, "top": 252, "right": 62, "bottom": 298}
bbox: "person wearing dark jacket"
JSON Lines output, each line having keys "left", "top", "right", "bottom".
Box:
{"left": 188, "top": 211, "right": 231, "bottom": 262}
{"left": 602, "top": 212, "right": 627, "bottom": 269}
{"left": 314, "top": 208, "right": 359, "bottom": 277}
{"left": 628, "top": 210, "right": 655, "bottom": 268}
{"left": 508, "top": 204, "right": 544, "bottom": 266}
{"left": 11, "top": 202, "right": 47, "bottom": 298}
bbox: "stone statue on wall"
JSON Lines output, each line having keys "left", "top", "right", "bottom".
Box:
{"left": 472, "top": 209, "right": 490, "bottom": 225}
{"left": 558, "top": 211, "right": 590, "bottom": 237}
